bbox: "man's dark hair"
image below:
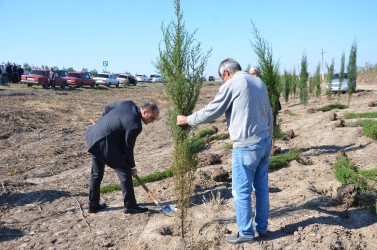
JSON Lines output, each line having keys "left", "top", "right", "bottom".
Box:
{"left": 218, "top": 58, "right": 241, "bottom": 77}
{"left": 141, "top": 102, "right": 159, "bottom": 113}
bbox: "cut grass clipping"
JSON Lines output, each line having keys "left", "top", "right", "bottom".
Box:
{"left": 269, "top": 149, "right": 300, "bottom": 172}
{"left": 316, "top": 103, "right": 348, "bottom": 112}
{"left": 347, "top": 120, "right": 377, "bottom": 140}
{"left": 334, "top": 157, "right": 377, "bottom": 214}
{"left": 344, "top": 112, "right": 377, "bottom": 119}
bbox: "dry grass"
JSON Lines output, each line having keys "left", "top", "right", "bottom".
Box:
{"left": 202, "top": 190, "right": 227, "bottom": 213}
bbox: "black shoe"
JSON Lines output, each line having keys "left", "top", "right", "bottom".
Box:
{"left": 88, "top": 203, "right": 107, "bottom": 213}
{"left": 225, "top": 232, "right": 254, "bottom": 245}
{"left": 257, "top": 231, "right": 269, "bottom": 238}
{"left": 124, "top": 205, "right": 148, "bottom": 214}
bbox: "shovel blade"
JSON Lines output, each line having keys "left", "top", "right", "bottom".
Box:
{"left": 159, "top": 205, "right": 178, "bottom": 216}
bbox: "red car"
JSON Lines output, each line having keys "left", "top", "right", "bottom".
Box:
{"left": 21, "top": 69, "right": 67, "bottom": 89}
{"left": 63, "top": 72, "right": 95, "bottom": 88}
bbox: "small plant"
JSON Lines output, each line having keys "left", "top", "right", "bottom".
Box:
{"left": 316, "top": 103, "right": 348, "bottom": 112}
{"left": 362, "top": 120, "right": 377, "bottom": 140}
{"left": 326, "top": 58, "right": 335, "bottom": 100}
{"left": 299, "top": 53, "right": 309, "bottom": 106}
{"left": 357, "top": 168, "right": 377, "bottom": 181}
{"left": 347, "top": 40, "right": 358, "bottom": 97}
{"left": 269, "top": 149, "right": 300, "bottom": 172}
{"left": 194, "top": 128, "right": 217, "bottom": 140}
{"left": 288, "top": 111, "right": 298, "bottom": 116}
{"left": 338, "top": 51, "right": 345, "bottom": 100}
{"left": 282, "top": 70, "right": 291, "bottom": 102}
{"left": 315, "top": 63, "right": 321, "bottom": 98}
{"left": 224, "top": 144, "right": 233, "bottom": 150}
{"left": 344, "top": 112, "right": 377, "bottom": 119}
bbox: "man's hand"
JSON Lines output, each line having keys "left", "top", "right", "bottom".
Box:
{"left": 131, "top": 168, "right": 138, "bottom": 178}
{"left": 177, "top": 115, "right": 188, "bottom": 126}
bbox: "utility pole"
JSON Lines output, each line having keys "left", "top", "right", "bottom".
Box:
{"left": 321, "top": 49, "right": 326, "bottom": 81}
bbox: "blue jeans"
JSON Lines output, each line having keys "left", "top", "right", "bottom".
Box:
{"left": 232, "top": 137, "right": 272, "bottom": 239}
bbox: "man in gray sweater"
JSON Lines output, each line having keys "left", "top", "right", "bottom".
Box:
{"left": 177, "top": 58, "right": 273, "bottom": 244}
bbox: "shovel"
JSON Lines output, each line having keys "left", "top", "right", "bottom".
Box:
{"left": 134, "top": 175, "right": 177, "bottom": 216}
{"left": 90, "top": 118, "right": 177, "bottom": 216}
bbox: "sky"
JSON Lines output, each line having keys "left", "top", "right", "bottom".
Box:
{"left": 1, "top": 0, "right": 377, "bottom": 77}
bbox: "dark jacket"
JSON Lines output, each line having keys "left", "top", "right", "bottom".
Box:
{"left": 85, "top": 101, "right": 142, "bottom": 168}
{"left": 6, "top": 65, "right": 12, "bottom": 74}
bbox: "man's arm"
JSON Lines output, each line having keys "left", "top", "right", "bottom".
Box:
{"left": 179, "top": 85, "right": 233, "bottom": 126}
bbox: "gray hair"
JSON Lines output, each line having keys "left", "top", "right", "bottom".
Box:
{"left": 141, "top": 102, "right": 159, "bottom": 113}
{"left": 218, "top": 58, "right": 241, "bottom": 77}
{"left": 249, "top": 66, "right": 260, "bottom": 74}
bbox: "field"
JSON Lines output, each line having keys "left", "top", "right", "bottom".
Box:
{"left": 1, "top": 81, "right": 377, "bottom": 249}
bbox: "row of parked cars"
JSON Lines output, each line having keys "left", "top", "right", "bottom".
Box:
{"left": 20, "top": 69, "right": 148, "bottom": 89}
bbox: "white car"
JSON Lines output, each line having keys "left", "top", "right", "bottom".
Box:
{"left": 135, "top": 74, "right": 149, "bottom": 82}
{"left": 326, "top": 73, "right": 349, "bottom": 93}
{"left": 150, "top": 75, "right": 162, "bottom": 83}
{"left": 94, "top": 73, "right": 120, "bottom": 87}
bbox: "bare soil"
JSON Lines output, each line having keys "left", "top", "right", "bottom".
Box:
{"left": 1, "top": 81, "right": 377, "bottom": 249}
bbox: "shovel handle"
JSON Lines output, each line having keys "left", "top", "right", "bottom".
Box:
{"left": 135, "top": 174, "right": 159, "bottom": 205}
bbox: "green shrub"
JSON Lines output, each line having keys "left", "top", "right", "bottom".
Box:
{"left": 362, "top": 120, "right": 377, "bottom": 140}
{"left": 288, "top": 111, "right": 298, "bottom": 116}
{"left": 224, "top": 144, "right": 233, "bottom": 150}
{"left": 316, "top": 103, "right": 348, "bottom": 112}
{"left": 334, "top": 157, "right": 373, "bottom": 192}
{"left": 194, "top": 128, "right": 216, "bottom": 140}
{"left": 210, "top": 133, "right": 230, "bottom": 141}
{"left": 346, "top": 119, "right": 372, "bottom": 127}
{"left": 269, "top": 149, "right": 300, "bottom": 172}
{"left": 344, "top": 112, "right": 377, "bottom": 119}
{"left": 190, "top": 138, "right": 207, "bottom": 153}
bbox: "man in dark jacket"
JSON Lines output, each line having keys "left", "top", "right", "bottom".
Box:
{"left": 6, "top": 63, "right": 12, "bottom": 83}
{"left": 18, "top": 65, "right": 24, "bottom": 81}
{"left": 85, "top": 101, "right": 159, "bottom": 214}
{"left": 12, "top": 63, "right": 18, "bottom": 83}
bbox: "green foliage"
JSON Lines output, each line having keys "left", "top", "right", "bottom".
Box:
{"left": 315, "top": 63, "right": 321, "bottom": 98}
{"left": 189, "top": 137, "right": 206, "bottom": 153}
{"left": 23, "top": 63, "right": 32, "bottom": 72}
{"left": 282, "top": 70, "right": 291, "bottom": 102}
{"left": 346, "top": 119, "right": 373, "bottom": 127}
{"left": 210, "top": 133, "right": 230, "bottom": 141}
{"left": 344, "top": 112, "right": 377, "bottom": 119}
{"left": 224, "top": 144, "right": 233, "bottom": 150}
{"left": 361, "top": 193, "right": 377, "bottom": 216}
{"left": 250, "top": 21, "right": 281, "bottom": 141}
{"left": 308, "top": 76, "right": 315, "bottom": 96}
{"left": 82, "top": 67, "right": 89, "bottom": 72}
{"left": 316, "top": 103, "right": 348, "bottom": 112}
{"left": 334, "top": 157, "right": 373, "bottom": 192}
{"left": 362, "top": 120, "right": 377, "bottom": 140}
{"left": 287, "top": 111, "right": 298, "bottom": 116}
{"left": 67, "top": 67, "right": 74, "bottom": 72}
{"left": 357, "top": 168, "right": 377, "bottom": 181}
{"left": 90, "top": 69, "right": 98, "bottom": 77}
{"left": 100, "top": 168, "right": 174, "bottom": 193}
{"left": 269, "top": 149, "right": 300, "bottom": 172}
{"left": 338, "top": 51, "right": 346, "bottom": 99}
{"left": 291, "top": 69, "right": 298, "bottom": 98}
{"left": 326, "top": 58, "right": 335, "bottom": 100}
{"left": 347, "top": 40, "right": 358, "bottom": 95}
{"left": 154, "top": 0, "right": 211, "bottom": 238}
{"left": 299, "top": 53, "right": 309, "bottom": 105}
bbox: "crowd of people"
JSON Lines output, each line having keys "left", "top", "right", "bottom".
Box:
{"left": 0, "top": 63, "right": 24, "bottom": 84}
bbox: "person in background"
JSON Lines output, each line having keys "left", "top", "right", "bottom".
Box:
{"left": 177, "top": 58, "right": 273, "bottom": 244}
{"left": 48, "top": 67, "right": 56, "bottom": 89}
{"left": 12, "top": 63, "right": 18, "bottom": 83}
{"left": 249, "top": 66, "right": 261, "bottom": 77}
{"left": 18, "top": 65, "right": 24, "bottom": 82}
{"left": 6, "top": 63, "right": 12, "bottom": 83}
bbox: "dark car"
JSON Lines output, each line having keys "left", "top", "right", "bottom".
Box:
{"left": 208, "top": 76, "right": 215, "bottom": 81}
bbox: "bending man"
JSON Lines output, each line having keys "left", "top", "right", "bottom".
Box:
{"left": 177, "top": 58, "right": 273, "bottom": 244}
{"left": 85, "top": 101, "right": 159, "bottom": 214}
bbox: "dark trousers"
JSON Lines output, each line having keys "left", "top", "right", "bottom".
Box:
{"left": 49, "top": 79, "right": 55, "bottom": 88}
{"left": 89, "top": 140, "right": 137, "bottom": 208}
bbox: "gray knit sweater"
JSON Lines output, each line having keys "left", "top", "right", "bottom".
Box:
{"left": 187, "top": 71, "right": 273, "bottom": 148}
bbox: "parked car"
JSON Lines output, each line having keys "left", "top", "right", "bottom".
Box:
{"left": 150, "top": 75, "right": 161, "bottom": 83}
{"left": 202, "top": 76, "right": 207, "bottom": 81}
{"left": 0, "top": 64, "right": 8, "bottom": 83}
{"left": 63, "top": 72, "right": 95, "bottom": 88}
{"left": 21, "top": 69, "right": 67, "bottom": 89}
{"left": 325, "top": 73, "right": 348, "bottom": 93}
{"left": 135, "top": 74, "right": 149, "bottom": 82}
{"left": 149, "top": 74, "right": 155, "bottom": 82}
{"left": 93, "top": 73, "right": 120, "bottom": 87}
{"left": 117, "top": 74, "right": 137, "bottom": 86}
{"left": 208, "top": 76, "right": 215, "bottom": 81}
